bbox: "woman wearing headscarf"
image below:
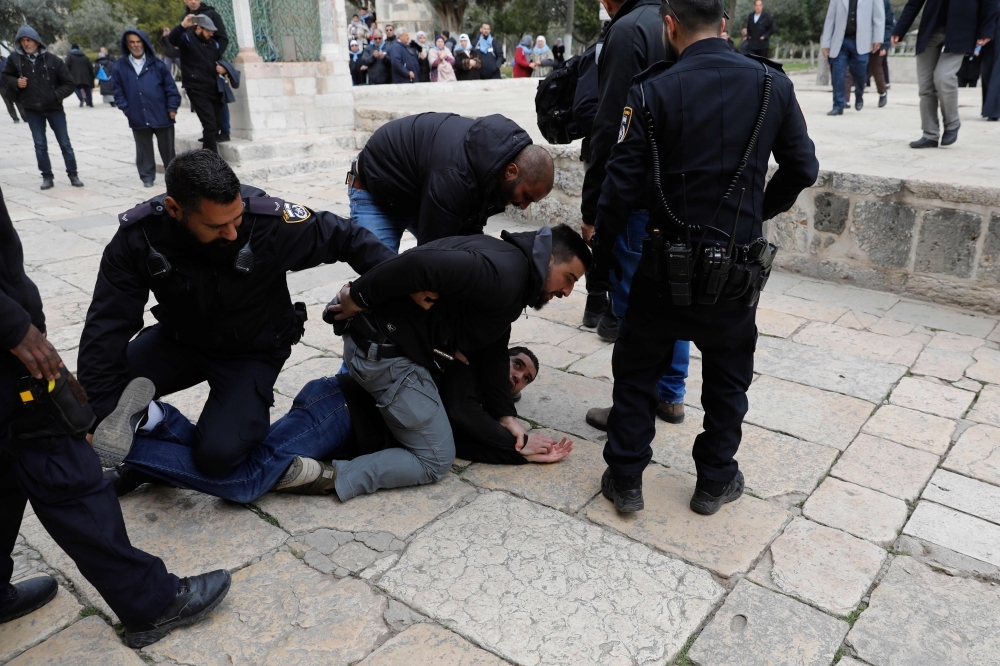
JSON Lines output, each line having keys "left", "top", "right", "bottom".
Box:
{"left": 552, "top": 38, "right": 565, "bottom": 65}
{"left": 531, "top": 35, "right": 554, "bottom": 78}
{"left": 349, "top": 39, "right": 367, "bottom": 85}
{"left": 429, "top": 36, "right": 456, "bottom": 82}
{"left": 453, "top": 33, "right": 482, "bottom": 81}
{"left": 513, "top": 34, "right": 534, "bottom": 77}
{"left": 414, "top": 31, "right": 432, "bottom": 82}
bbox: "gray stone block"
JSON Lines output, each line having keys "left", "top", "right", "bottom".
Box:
{"left": 813, "top": 192, "right": 849, "bottom": 233}
{"left": 764, "top": 205, "right": 809, "bottom": 254}
{"left": 852, "top": 200, "right": 916, "bottom": 269}
{"left": 915, "top": 208, "right": 983, "bottom": 278}
{"left": 978, "top": 214, "right": 1000, "bottom": 283}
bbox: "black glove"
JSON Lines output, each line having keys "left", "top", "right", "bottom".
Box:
{"left": 590, "top": 226, "right": 622, "bottom": 285}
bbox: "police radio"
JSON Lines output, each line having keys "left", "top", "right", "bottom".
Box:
{"left": 233, "top": 217, "right": 257, "bottom": 274}
{"left": 142, "top": 226, "right": 173, "bottom": 278}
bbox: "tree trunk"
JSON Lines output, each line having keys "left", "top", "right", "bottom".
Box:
{"left": 728, "top": 0, "right": 739, "bottom": 33}
{"left": 564, "top": 0, "right": 574, "bottom": 54}
{"left": 430, "top": 0, "right": 467, "bottom": 34}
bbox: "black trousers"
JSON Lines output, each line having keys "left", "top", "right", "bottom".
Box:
{"left": 748, "top": 45, "right": 769, "bottom": 58}
{"left": 0, "top": 357, "right": 177, "bottom": 625}
{"left": 1, "top": 89, "right": 25, "bottom": 122}
{"left": 605, "top": 273, "right": 757, "bottom": 483}
{"left": 132, "top": 126, "right": 175, "bottom": 185}
{"left": 74, "top": 84, "right": 93, "bottom": 107}
{"left": 125, "top": 326, "right": 288, "bottom": 477}
{"left": 186, "top": 88, "right": 222, "bottom": 154}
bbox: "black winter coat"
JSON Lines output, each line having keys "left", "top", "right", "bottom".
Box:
{"left": 65, "top": 49, "right": 94, "bottom": 87}
{"left": 168, "top": 25, "right": 222, "bottom": 94}
{"left": 179, "top": 2, "right": 230, "bottom": 55}
{"left": 893, "top": 0, "right": 998, "bottom": 54}
{"left": 361, "top": 42, "right": 391, "bottom": 84}
{"left": 453, "top": 48, "right": 483, "bottom": 80}
{"left": 0, "top": 187, "right": 44, "bottom": 351}
{"left": 745, "top": 11, "right": 777, "bottom": 49}
{"left": 355, "top": 112, "right": 532, "bottom": 244}
{"left": 1, "top": 52, "right": 75, "bottom": 112}
{"left": 581, "top": 0, "right": 665, "bottom": 224}
{"left": 95, "top": 54, "right": 116, "bottom": 95}
{"left": 78, "top": 185, "right": 393, "bottom": 419}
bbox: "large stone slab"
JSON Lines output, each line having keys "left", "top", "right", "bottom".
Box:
{"left": 652, "top": 420, "right": 837, "bottom": 499}
{"left": 754, "top": 336, "right": 907, "bottom": 402}
{"left": 273, "top": 355, "right": 339, "bottom": 397}
{"left": 792, "top": 322, "right": 923, "bottom": 366}
{"left": 586, "top": 465, "right": 789, "bottom": 577}
{"left": 969, "top": 384, "right": 1000, "bottom": 426}
{"left": 756, "top": 308, "right": 806, "bottom": 338}
{"left": 462, "top": 430, "right": 602, "bottom": 512}
{"left": 912, "top": 346, "right": 975, "bottom": 382}
{"left": 831, "top": 434, "right": 939, "bottom": 502}
{"left": 889, "top": 376, "right": 976, "bottom": 419}
{"left": 380, "top": 492, "right": 724, "bottom": 666}
{"left": 923, "top": 469, "right": 1000, "bottom": 526}
{"left": 515, "top": 367, "right": 613, "bottom": 441}
{"left": 757, "top": 292, "right": 848, "bottom": 323}
{"left": 510, "top": 315, "right": 580, "bottom": 347}
{"left": 256, "top": 472, "right": 476, "bottom": 539}
{"left": 148, "top": 552, "right": 390, "bottom": 665}
{"left": 884, "top": 300, "right": 997, "bottom": 338}
{"left": 943, "top": 423, "right": 1000, "bottom": 485}
{"left": 0, "top": 585, "right": 81, "bottom": 663}
{"left": 967, "top": 346, "right": 1000, "bottom": 384}
{"left": 689, "top": 579, "right": 849, "bottom": 666}
{"left": 749, "top": 519, "right": 886, "bottom": 616}
{"left": 745, "top": 376, "right": 874, "bottom": 450}
{"left": 928, "top": 330, "right": 987, "bottom": 352}
{"left": 785, "top": 280, "right": 899, "bottom": 314}
{"left": 7, "top": 616, "right": 144, "bottom": 666}
{"left": 861, "top": 404, "right": 956, "bottom": 455}
{"left": 802, "top": 477, "right": 909, "bottom": 547}
{"left": 358, "top": 624, "right": 507, "bottom": 666}
{"left": 20, "top": 486, "right": 287, "bottom": 620}
{"left": 566, "top": 345, "right": 612, "bottom": 381}
{"left": 903, "top": 501, "right": 1000, "bottom": 567}
{"left": 848, "top": 557, "right": 1000, "bottom": 665}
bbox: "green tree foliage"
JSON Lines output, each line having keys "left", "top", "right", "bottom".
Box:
{"left": 1, "top": 0, "right": 70, "bottom": 45}
{"left": 119, "top": 0, "right": 185, "bottom": 37}
{"left": 66, "top": 0, "right": 136, "bottom": 50}
{"left": 468, "top": 0, "right": 602, "bottom": 51}
{"left": 768, "top": 0, "right": 827, "bottom": 44}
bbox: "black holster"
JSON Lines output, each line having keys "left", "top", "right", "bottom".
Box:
{"left": 13, "top": 373, "right": 96, "bottom": 440}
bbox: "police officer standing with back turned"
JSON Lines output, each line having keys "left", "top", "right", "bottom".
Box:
{"left": 78, "top": 149, "right": 393, "bottom": 488}
{"left": 591, "top": 0, "right": 818, "bottom": 514}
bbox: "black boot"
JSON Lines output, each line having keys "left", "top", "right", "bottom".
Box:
{"left": 40, "top": 177, "right": 54, "bottom": 190}
{"left": 103, "top": 464, "right": 163, "bottom": 497}
{"left": 601, "top": 468, "right": 644, "bottom": 513}
{"left": 690, "top": 470, "right": 745, "bottom": 515}
{"left": 122, "top": 570, "right": 232, "bottom": 648}
{"left": 69, "top": 174, "right": 84, "bottom": 187}
{"left": 596, "top": 305, "right": 618, "bottom": 342}
{"left": 582, "top": 292, "right": 607, "bottom": 328}
{"left": 0, "top": 577, "right": 58, "bottom": 624}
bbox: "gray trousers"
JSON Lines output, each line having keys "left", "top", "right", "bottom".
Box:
{"left": 333, "top": 336, "right": 455, "bottom": 500}
{"left": 916, "top": 28, "right": 964, "bottom": 140}
{"left": 132, "top": 126, "right": 175, "bottom": 185}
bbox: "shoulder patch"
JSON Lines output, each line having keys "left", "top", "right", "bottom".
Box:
{"left": 282, "top": 202, "right": 313, "bottom": 224}
{"left": 118, "top": 201, "right": 163, "bottom": 227}
{"left": 618, "top": 107, "right": 633, "bottom": 143}
{"left": 245, "top": 196, "right": 285, "bottom": 216}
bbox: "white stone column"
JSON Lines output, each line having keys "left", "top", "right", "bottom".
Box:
{"left": 232, "top": 0, "right": 262, "bottom": 62}
{"left": 318, "top": 0, "right": 349, "bottom": 62}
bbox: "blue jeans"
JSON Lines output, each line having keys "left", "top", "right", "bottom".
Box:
{"left": 349, "top": 187, "right": 416, "bottom": 252}
{"left": 610, "top": 210, "right": 690, "bottom": 404}
{"left": 830, "top": 38, "right": 869, "bottom": 111}
{"left": 24, "top": 108, "right": 78, "bottom": 178}
{"left": 123, "top": 377, "right": 353, "bottom": 504}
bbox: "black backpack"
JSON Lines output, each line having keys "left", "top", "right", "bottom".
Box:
{"left": 535, "top": 55, "right": 585, "bottom": 144}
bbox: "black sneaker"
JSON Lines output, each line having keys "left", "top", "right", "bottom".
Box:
{"left": 0, "top": 577, "right": 58, "bottom": 624}
{"left": 855, "top": 97, "right": 864, "bottom": 111}
{"left": 122, "top": 570, "right": 231, "bottom": 648}
{"left": 689, "top": 471, "right": 745, "bottom": 515}
{"left": 827, "top": 108, "right": 843, "bottom": 116}
{"left": 941, "top": 128, "right": 958, "bottom": 146}
{"left": 601, "top": 468, "right": 644, "bottom": 513}
{"left": 582, "top": 292, "right": 608, "bottom": 328}
{"left": 92, "top": 377, "right": 155, "bottom": 468}
{"left": 103, "top": 464, "right": 163, "bottom": 497}
{"left": 878, "top": 92, "right": 887, "bottom": 107}
{"left": 909, "top": 137, "right": 938, "bottom": 149}
{"left": 69, "top": 175, "right": 84, "bottom": 187}
{"left": 40, "top": 178, "right": 54, "bottom": 190}
{"left": 596, "top": 308, "right": 618, "bottom": 342}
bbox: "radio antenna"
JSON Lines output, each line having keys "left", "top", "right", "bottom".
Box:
{"left": 727, "top": 188, "right": 745, "bottom": 257}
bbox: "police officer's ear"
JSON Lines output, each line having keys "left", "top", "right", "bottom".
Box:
{"left": 163, "top": 196, "right": 184, "bottom": 221}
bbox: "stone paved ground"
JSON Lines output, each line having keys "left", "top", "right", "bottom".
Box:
{"left": 3, "top": 95, "right": 1000, "bottom": 666}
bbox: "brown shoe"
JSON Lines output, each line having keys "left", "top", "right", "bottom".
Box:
{"left": 657, "top": 402, "right": 685, "bottom": 424}
{"left": 585, "top": 406, "right": 611, "bottom": 431}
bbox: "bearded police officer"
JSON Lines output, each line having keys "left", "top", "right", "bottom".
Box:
{"left": 79, "top": 150, "right": 393, "bottom": 479}
{"left": 591, "top": 0, "right": 818, "bottom": 514}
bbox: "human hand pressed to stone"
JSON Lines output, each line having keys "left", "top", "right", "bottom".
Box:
{"left": 524, "top": 435, "right": 573, "bottom": 463}
{"left": 501, "top": 415, "right": 527, "bottom": 448}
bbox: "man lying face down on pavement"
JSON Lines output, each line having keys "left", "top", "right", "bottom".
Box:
{"left": 108, "top": 345, "right": 571, "bottom": 501}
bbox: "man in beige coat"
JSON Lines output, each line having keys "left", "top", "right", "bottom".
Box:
{"left": 821, "top": 0, "right": 885, "bottom": 114}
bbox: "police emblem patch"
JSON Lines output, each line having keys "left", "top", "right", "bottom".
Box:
{"left": 618, "top": 107, "right": 633, "bottom": 143}
{"left": 282, "top": 202, "right": 312, "bottom": 224}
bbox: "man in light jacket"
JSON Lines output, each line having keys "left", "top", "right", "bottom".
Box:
{"left": 821, "top": 0, "right": 885, "bottom": 115}
{"left": 112, "top": 29, "right": 181, "bottom": 187}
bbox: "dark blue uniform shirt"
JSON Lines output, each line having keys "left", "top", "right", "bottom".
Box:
{"left": 596, "top": 38, "right": 819, "bottom": 250}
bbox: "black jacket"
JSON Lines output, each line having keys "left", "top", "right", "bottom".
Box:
{"left": 1, "top": 40, "right": 75, "bottom": 112}
{"left": 349, "top": 229, "right": 550, "bottom": 388}
{"left": 168, "top": 24, "right": 222, "bottom": 94}
{"left": 78, "top": 185, "right": 393, "bottom": 419}
{"left": 453, "top": 48, "right": 482, "bottom": 80}
{"left": 745, "top": 11, "right": 777, "bottom": 49}
{"left": 361, "top": 41, "right": 391, "bottom": 85}
{"left": 356, "top": 112, "right": 532, "bottom": 244}
{"left": 474, "top": 35, "right": 503, "bottom": 79}
{"left": 179, "top": 2, "right": 230, "bottom": 55}
{"left": 349, "top": 49, "right": 366, "bottom": 85}
{"left": 572, "top": 26, "right": 608, "bottom": 163}
{"left": 0, "top": 187, "right": 44, "bottom": 351}
{"left": 65, "top": 49, "right": 95, "bottom": 87}
{"left": 893, "top": 0, "right": 998, "bottom": 54}
{"left": 596, "top": 41, "right": 818, "bottom": 251}
{"left": 581, "top": 0, "right": 665, "bottom": 224}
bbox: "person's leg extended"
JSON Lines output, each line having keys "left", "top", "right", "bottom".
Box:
{"left": 657, "top": 340, "right": 690, "bottom": 408}
{"left": 187, "top": 90, "right": 219, "bottom": 153}
{"left": 45, "top": 110, "right": 78, "bottom": 178}
{"left": 848, "top": 45, "right": 869, "bottom": 105}
{"left": 125, "top": 377, "right": 353, "bottom": 503}
{"left": 335, "top": 338, "right": 454, "bottom": 500}
{"left": 155, "top": 125, "right": 176, "bottom": 173}
{"left": 348, "top": 187, "right": 415, "bottom": 252}
{"left": 935, "top": 51, "right": 964, "bottom": 136}
{"left": 830, "top": 48, "right": 849, "bottom": 111}
{"left": 916, "top": 30, "right": 946, "bottom": 140}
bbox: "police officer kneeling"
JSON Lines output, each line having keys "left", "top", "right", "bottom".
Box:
{"left": 79, "top": 150, "right": 392, "bottom": 481}
{"left": 591, "top": 0, "right": 818, "bottom": 514}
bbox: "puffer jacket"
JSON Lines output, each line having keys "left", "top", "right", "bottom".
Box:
{"left": 111, "top": 29, "right": 181, "bottom": 129}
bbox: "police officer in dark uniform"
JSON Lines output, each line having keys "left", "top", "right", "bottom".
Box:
{"left": 0, "top": 185, "right": 230, "bottom": 648}
{"left": 78, "top": 150, "right": 393, "bottom": 481}
{"left": 591, "top": 0, "right": 819, "bottom": 514}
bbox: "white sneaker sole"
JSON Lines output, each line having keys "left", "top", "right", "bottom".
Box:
{"left": 92, "top": 377, "right": 155, "bottom": 468}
